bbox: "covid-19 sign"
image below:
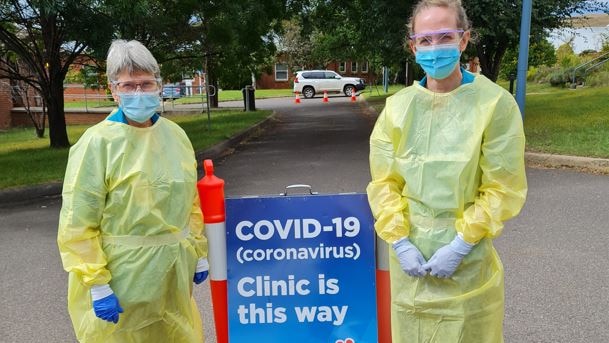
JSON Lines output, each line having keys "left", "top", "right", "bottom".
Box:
{"left": 226, "top": 193, "right": 378, "bottom": 343}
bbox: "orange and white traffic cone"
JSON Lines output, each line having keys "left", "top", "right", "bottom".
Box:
{"left": 197, "top": 160, "right": 228, "bottom": 343}
{"left": 323, "top": 90, "right": 329, "bottom": 103}
{"left": 350, "top": 90, "right": 357, "bottom": 102}
{"left": 294, "top": 91, "right": 301, "bottom": 104}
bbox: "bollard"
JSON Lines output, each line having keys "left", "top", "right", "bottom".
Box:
{"left": 197, "top": 160, "right": 228, "bottom": 343}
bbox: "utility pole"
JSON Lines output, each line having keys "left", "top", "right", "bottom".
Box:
{"left": 515, "top": 0, "right": 532, "bottom": 118}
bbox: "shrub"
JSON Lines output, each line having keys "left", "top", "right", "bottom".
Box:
{"left": 530, "top": 65, "right": 559, "bottom": 84}
{"left": 527, "top": 66, "right": 538, "bottom": 81}
{"left": 584, "top": 71, "right": 609, "bottom": 87}
{"left": 547, "top": 68, "right": 576, "bottom": 87}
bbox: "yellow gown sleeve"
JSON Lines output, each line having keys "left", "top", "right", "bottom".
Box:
{"left": 455, "top": 98, "right": 528, "bottom": 244}
{"left": 189, "top": 186, "right": 208, "bottom": 259}
{"left": 57, "top": 133, "right": 111, "bottom": 286}
{"left": 367, "top": 106, "right": 410, "bottom": 244}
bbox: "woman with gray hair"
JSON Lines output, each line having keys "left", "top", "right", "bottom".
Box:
{"left": 58, "top": 39, "right": 209, "bottom": 342}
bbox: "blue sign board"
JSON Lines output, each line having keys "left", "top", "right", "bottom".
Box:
{"left": 226, "top": 193, "right": 378, "bottom": 343}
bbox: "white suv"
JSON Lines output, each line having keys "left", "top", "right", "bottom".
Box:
{"left": 293, "top": 70, "right": 366, "bottom": 98}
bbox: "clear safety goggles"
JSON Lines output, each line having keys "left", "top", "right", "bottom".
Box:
{"left": 111, "top": 79, "right": 161, "bottom": 93}
{"left": 410, "top": 29, "right": 464, "bottom": 47}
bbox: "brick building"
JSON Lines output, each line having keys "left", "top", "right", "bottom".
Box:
{"left": 256, "top": 56, "right": 374, "bottom": 89}
{"left": 0, "top": 73, "right": 12, "bottom": 129}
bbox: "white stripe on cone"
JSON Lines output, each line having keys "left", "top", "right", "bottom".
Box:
{"left": 206, "top": 222, "right": 227, "bottom": 280}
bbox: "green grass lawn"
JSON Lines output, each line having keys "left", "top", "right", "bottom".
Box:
{"left": 0, "top": 109, "right": 271, "bottom": 189}
{"left": 64, "top": 100, "right": 115, "bottom": 108}
{"left": 361, "top": 85, "right": 405, "bottom": 113}
{"left": 363, "top": 82, "right": 609, "bottom": 159}
{"left": 3, "top": 82, "right": 607, "bottom": 189}
{"left": 524, "top": 86, "right": 609, "bottom": 158}
{"left": 175, "top": 88, "right": 295, "bottom": 105}
{"left": 59, "top": 89, "right": 294, "bottom": 108}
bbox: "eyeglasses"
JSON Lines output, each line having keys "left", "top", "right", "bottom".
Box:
{"left": 410, "top": 29, "right": 464, "bottom": 47}
{"left": 111, "top": 79, "right": 160, "bottom": 93}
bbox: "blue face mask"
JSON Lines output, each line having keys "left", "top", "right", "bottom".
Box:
{"left": 415, "top": 43, "right": 461, "bottom": 80}
{"left": 119, "top": 92, "right": 160, "bottom": 123}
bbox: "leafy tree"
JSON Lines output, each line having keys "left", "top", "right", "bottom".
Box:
{"left": 293, "top": 0, "right": 594, "bottom": 83}
{"left": 0, "top": 0, "right": 111, "bottom": 147}
{"left": 0, "top": 0, "right": 220, "bottom": 146}
{"left": 191, "top": 0, "right": 289, "bottom": 106}
{"left": 303, "top": 0, "right": 414, "bottom": 68}
{"left": 277, "top": 18, "right": 313, "bottom": 72}
{"left": 101, "top": 0, "right": 207, "bottom": 74}
{"left": 556, "top": 41, "right": 579, "bottom": 67}
{"left": 464, "top": 0, "right": 594, "bottom": 81}
{"left": 65, "top": 68, "right": 84, "bottom": 84}
{"left": 499, "top": 37, "right": 557, "bottom": 79}
{"left": 600, "top": 32, "right": 609, "bottom": 53}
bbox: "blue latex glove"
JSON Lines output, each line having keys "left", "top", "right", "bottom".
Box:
{"left": 193, "top": 258, "right": 209, "bottom": 284}
{"left": 393, "top": 237, "right": 427, "bottom": 277}
{"left": 91, "top": 285, "right": 123, "bottom": 324}
{"left": 422, "top": 235, "right": 475, "bottom": 278}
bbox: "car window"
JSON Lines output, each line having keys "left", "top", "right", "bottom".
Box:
{"left": 325, "top": 72, "right": 339, "bottom": 79}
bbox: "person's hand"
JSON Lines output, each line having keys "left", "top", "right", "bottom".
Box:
{"left": 422, "top": 235, "right": 474, "bottom": 278}
{"left": 193, "top": 258, "right": 209, "bottom": 284}
{"left": 91, "top": 284, "right": 123, "bottom": 324}
{"left": 393, "top": 237, "right": 427, "bottom": 277}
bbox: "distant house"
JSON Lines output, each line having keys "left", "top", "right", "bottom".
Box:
{"left": 0, "top": 71, "right": 11, "bottom": 129}
{"left": 326, "top": 60, "right": 373, "bottom": 84}
{"left": 256, "top": 55, "right": 375, "bottom": 89}
{"left": 257, "top": 55, "right": 291, "bottom": 89}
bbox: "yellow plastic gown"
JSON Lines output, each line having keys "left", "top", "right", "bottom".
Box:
{"left": 367, "top": 75, "right": 527, "bottom": 343}
{"left": 58, "top": 115, "right": 208, "bottom": 343}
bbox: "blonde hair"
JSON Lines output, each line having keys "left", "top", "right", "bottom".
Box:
{"left": 106, "top": 39, "right": 160, "bottom": 83}
{"left": 408, "top": 0, "right": 471, "bottom": 36}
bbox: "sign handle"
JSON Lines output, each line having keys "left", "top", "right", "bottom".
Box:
{"left": 280, "top": 184, "right": 319, "bottom": 196}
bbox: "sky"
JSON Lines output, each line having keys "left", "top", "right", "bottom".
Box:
{"left": 583, "top": 0, "right": 609, "bottom": 14}
{"left": 548, "top": 26, "right": 609, "bottom": 53}
{"left": 547, "top": 1, "right": 609, "bottom": 52}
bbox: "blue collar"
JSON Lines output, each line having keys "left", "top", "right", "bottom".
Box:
{"left": 419, "top": 67, "right": 475, "bottom": 87}
{"left": 107, "top": 108, "right": 160, "bottom": 125}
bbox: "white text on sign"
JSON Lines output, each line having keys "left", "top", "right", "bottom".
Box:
{"left": 235, "top": 217, "right": 360, "bottom": 241}
{"left": 237, "top": 303, "right": 349, "bottom": 326}
{"left": 236, "top": 274, "right": 348, "bottom": 325}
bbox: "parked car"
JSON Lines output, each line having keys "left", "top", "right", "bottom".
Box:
{"left": 162, "top": 84, "right": 181, "bottom": 100}
{"left": 293, "top": 70, "right": 366, "bottom": 99}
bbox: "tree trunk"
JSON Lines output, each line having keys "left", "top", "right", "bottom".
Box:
{"left": 476, "top": 41, "right": 508, "bottom": 82}
{"left": 46, "top": 77, "right": 70, "bottom": 148}
{"left": 406, "top": 61, "right": 415, "bottom": 86}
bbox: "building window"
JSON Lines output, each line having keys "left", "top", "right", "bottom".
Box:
{"left": 275, "top": 63, "right": 288, "bottom": 81}
{"left": 339, "top": 62, "right": 346, "bottom": 73}
{"left": 351, "top": 61, "right": 358, "bottom": 73}
{"left": 361, "top": 61, "right": 368, "bottom": 73}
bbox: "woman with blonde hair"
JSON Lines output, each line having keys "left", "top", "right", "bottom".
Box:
{"left": 367, "top": 0, "right": 527, "bottom": 341}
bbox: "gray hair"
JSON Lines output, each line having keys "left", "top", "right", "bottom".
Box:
{"left": 408, "top": 0, "right": 471, "bottom": 36}
{"left": 106, "top": 39, "right": 160, "bottom": 83}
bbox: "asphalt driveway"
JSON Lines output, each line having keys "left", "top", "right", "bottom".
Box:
{"left": 1, "top": 95, "right": 608, "bottom": 342}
